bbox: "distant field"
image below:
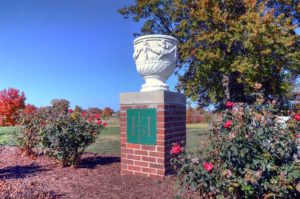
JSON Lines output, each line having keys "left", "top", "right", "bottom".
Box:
{"left": 0, "top": 123, "right": 210, "bottom": 155}
{"left": 0, "top": 126, "right": 18, "bottom": 146}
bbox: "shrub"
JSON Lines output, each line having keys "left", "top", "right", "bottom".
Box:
{"left": 40, "top": 110, "right": 105, "bottom": 167}
{"left": 16, "top": 109, "right": 48, "bottom": 156}
{"left": 171, "top": 101, "right": 300, "bottom": 198}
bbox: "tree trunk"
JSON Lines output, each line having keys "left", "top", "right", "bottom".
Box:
{"left": 222, "top": 74, "right": 230, "bottom": 100}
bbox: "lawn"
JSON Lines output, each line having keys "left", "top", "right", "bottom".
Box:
{"left": 0, "top": 126, "right": 18, "bottom": 146}
{"left": 0, "top": 123, "right": 210, "bottom": 155}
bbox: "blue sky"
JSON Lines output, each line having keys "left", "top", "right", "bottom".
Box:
{"left": 0, "top": 1, "right": 299, "bottom": 111}
{"left": 0, "top": 0, "right": 179, "bottom": 111}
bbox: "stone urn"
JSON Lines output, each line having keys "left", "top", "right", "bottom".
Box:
{"left": 133, "top": 34, "right": 178, "bottom": 92}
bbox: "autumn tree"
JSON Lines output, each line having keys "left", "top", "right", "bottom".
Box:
{"left": 23, "top": 104, "right": 37, "bottom": 115}
{"left": 120, "top": 0, "right": 300, "bottom": 107}
{"left": 0, "top": 88, "right": 26, "bottom": 126}
{"left": 50, "top": 99, "right": 70, "bottom": 115}
{"left": 102, "top": 107, "right": 114, "bottom": 118}
{"left": 186, "top": 106, "right": 194, "bottom": 124}
{"left": 87, "top": 107, "right": 102, "bottom": 115}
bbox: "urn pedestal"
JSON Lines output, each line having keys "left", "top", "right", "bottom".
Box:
{"left": 120, "top": 91, "right": 186, "bottom": 178}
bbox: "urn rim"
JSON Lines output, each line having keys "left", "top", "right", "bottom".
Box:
{"left": 133, "top": 34, "right": 178, "bottom": 45}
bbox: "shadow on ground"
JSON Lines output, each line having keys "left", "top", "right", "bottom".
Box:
{"left": 79, "top": 156, "right": 120, "bottom": 169}
{"left": 0, "top": 164, "right": 47, "bottom": 180}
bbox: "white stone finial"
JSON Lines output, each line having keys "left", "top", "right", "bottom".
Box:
{"left": 133, "top": 34, "right": 178, "bottom": 92}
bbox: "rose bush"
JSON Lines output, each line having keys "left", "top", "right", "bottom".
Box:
{"left": 40, "top": 110, "right": 105, "bottom": 167}
{"left": 171, "top": 101, "right": 300, "bottom": 198}
{"left": 17, "top": 104, "right": 105, "bottom": 167}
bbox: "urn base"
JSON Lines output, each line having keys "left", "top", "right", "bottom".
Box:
{"left": 140, "top": 76, "right": 169, "bottom": 92}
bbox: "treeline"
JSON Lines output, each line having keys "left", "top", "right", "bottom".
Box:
{"left": 0, "top": 88, "right": 114, "bottom": 126}
{"left": 186, "top": 106, "right": 212, "bottom": 124}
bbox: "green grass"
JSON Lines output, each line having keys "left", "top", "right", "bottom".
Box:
{"left": 0, "top": 123, "right": 210, "bottom": 155}
{"left": 186, "top": 123, "right": 210, "bottom": 153}
{"left": 0, "top": 126, "right": 18, "bottom": 146}
{"left": 86, "top": 126, "right": 121, "bottom": 155}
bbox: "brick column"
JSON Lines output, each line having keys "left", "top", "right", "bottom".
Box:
{"left": 120, "top": 91, "right": 186, "bottom": 178}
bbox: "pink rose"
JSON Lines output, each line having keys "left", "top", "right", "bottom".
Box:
{"left": 224, "top": 120, "right": 233, "bottom": 129}
{"left": 170, "top": 143, "right": 182, "bottom": 155}
{"left": 225, "top": 101, "right": 235, "bottom": 108}
{"left": 293, "top": 114, "right": 300, "bottom": 121}
{"left": 203, "top": 162, "right": 213, "bottom": 172}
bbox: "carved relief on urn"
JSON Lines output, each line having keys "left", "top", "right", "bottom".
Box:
{"left": 133, "top": 34, "right": 178, "bottom": 92}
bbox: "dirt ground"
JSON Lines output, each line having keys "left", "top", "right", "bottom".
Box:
{"left": 0, "top": 146, "right": 177, "bottom": 199}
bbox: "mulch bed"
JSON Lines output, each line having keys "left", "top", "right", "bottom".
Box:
{"left": 0, "top": 146, "right": 177, "bottom": 199}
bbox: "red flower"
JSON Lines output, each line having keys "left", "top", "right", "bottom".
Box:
{"left": 170, "top": 143, "right": 182, "bottom": 155}
{"left": 68, "top": 109, "right": 73, "bottom": 113}
{"left": 296, "top": 134, "right": 300, "bottom": 139}
{"left": 225, "top": 101, "right": 235, "bottom": 108}
{"left": 102, "top": 121, "right": 107, "bottom": 127}
{"left": 293, "top": 114, "right": 300, "bottom": 121}
{"left": 82, "top": 112, "right": 87, "bottom": 117}
{"left": 203, "top": 162, "right": 213, "bottom": 172}
{"left": 224, "top": 120, "right": 233, "bottom": 128}
{"left": 94, "top": 114, "right": 100, "bottom": 119}
{"left": 96, "top": 120, "right": 101, "bottom": 126}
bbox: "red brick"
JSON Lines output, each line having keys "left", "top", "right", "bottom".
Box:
{"left": 127, "top": 154, "right": 141, "bottom": 160}
{"left": 142, "top": 156, "right": 156, "bottom": 162}
{"left": 157, "top": 146, "right": 165, "bottom": 152}
{"left": 141, "top": 145, "right": 156, "bottom": 151}
{"left": 157, "top": 111, "right": 165, "bottom": 117}
{"left": 121, "top": 143, "right": 126, "bottom": 148}
{"left": 157, "top": 158, "right": 166, "bottom": 164}
{"left": 134, "top": 150, "right": 148, "bottom": 156}
{"left": 121, "top": 164, "right": 128, "bottom": 170}
{"left": 120, "top": 138, "right": 127, "bottom": 143}
{"left": 150, "top": 163, "right": 165, "bottom": 169}
{"left": 121, "top": 148, "right": 133, "bottom": 154}
{"left": 128, "top": 165, "right": 142, "bottom": 172}
{"left": 156, "top": 140, "right": 165, "bottom": 146}
{"left": 157, "top": 104, "right": 165, "bottom": 109}
{"left": 157, "top": 134, "right": 165, "bottom": 140}
{"left": 121, "top": 153, "right": 127, "bottom": 158}
{"left": 134, "top": 161, "right": 149, "bottom": 167}
{"left": 149, "top": 152, "right": 164, "bottom": 158}
{"left": 122, "top": 159, "right": 134, "bottom": 165}
{"left": 133, "top": 171, "right": 149, "bottom": 177}
{"left": 121, "top": 170, "right": 134, "bottom": 175}
{"left": 127, "top": 144, "right": 141, "bottom": 149}
{"left": 120, "top": 118, "right": 127, "bottom": 123}
{"left": 157, "top": 129, "right": 165, "bottom": 135}
{"left": 157, "top": 123, "right": 165, "bottom": 128}
{"left": 156, "top": 169, "right": 166, "bottom": 175}
{"left": 157, "top": 116, "right": 165, "bottom": 123}
{"left": 142, "top": 167, "right": 157, "bottom": 174}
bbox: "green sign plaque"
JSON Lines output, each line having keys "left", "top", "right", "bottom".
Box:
{"left": 127, "top": 108, "right": 157, "bottom": 145}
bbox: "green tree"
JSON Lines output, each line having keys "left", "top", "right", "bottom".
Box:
{"left": 120, "top": 0, "right": 300, "bottom": 107}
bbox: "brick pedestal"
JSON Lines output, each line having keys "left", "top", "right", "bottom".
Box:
{"left": 120, "top": 91, "right": 186, "bottom": 178}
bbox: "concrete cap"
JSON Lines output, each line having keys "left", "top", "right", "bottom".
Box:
{"left": 120, "top": 91, "right": 186, "bottom": 105}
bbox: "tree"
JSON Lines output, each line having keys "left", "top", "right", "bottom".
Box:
{"left": 23, "top": 104, "right": 37, "bottom": 115}
{"left": 50, "top": 99, "right": 70, "bottom": 115}
{"left": 120, "top": 0, "right": 300, "bottom": 108}
{"left": 0, "top": 88, "right": 26, "bottom": 126}
{"left": 87, "top": 107, "right": 102, "bottom": 115}
{"left": 102, "top": 107, "right": 113, "bottom": 118}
